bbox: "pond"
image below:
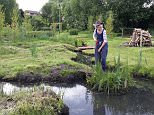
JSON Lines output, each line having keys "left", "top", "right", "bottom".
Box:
{"left": 0, "top": 82, "right": 154, "bottom": 115}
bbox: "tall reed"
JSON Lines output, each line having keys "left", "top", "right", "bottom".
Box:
{"left": 87, "top": 54, "right": 134, "bottom": 94}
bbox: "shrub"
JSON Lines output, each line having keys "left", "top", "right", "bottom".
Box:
{"left": 0, "top": 5, "right": 4, "bottom": 37}
{"left": 88, "top": 16, "right": 94, "bottom": 32}
{"left": 106, "top": 11, "right": 114, "bottom": 38}
{"left": 69, "top": 29, "right": 78, "bottom": 35}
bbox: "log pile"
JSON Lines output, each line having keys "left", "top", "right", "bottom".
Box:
{"left": 129, "top": 28, "right": 152, "bottom": 47}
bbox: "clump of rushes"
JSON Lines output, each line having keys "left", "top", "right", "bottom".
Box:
{"left": 30, "top": 44, "right": 37, "bottom": 57}
{"left": 8, "top": 89, "right": 65, "bottom": 115}
{"left": 87, "top": 54, "right": 134, "bottom": 94}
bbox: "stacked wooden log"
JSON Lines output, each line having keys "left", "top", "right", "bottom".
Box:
{"left": 129, "top": 28, "right": 152, "bottom": 47}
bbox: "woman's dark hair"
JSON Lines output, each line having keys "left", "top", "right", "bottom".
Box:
{"left": 95, "top": 21, "right": 106, "bottom": 30}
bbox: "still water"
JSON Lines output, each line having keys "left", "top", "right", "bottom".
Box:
{"left": 0, "top": 82, "right": 154, "bottom": 115}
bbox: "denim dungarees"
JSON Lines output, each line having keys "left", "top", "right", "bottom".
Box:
{"left": 95, "top": 29, "right": 108, "bottom": 71}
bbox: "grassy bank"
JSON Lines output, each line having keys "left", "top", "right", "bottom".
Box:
{"left": 0, "top": 88, "right": 68, "bottom": 115}
{"left": 0, "top": 31, "right": 154, "bottom": 81}
{"left": 83, "top": 36, "right": 154, "bottom": 78}
{"left": 62, "top": 31, "right": 154, "bottom": 78}
{"left": 0, "top": 35, "right": 91, "bottom": 80}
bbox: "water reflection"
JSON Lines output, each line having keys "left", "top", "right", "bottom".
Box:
{"left": 0, "top": 82, "right": 154, "bottom": 115}
{"left": 93, "top": 93, "right": 154, "bottom": 115}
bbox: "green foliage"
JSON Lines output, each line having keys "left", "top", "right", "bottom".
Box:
{"left": 51, "top": 33, "right": 76, "bottom": 45}
{"left": 30, "top": 44, "right": 37, "bottom": 57}
{"left": 50, "top": 23, "right": 61, "bottom": 33}
{"left": 18, "top": 9, "right": 24, "bottom": 26}
{"left": 11, "top": 7, "right": 19, "bottom": 29}
{"left": 0, "top": 46, "right": 17, "bottom": 55}
{"left": 1, "top": 26, "right": 12, "bottom": 39}
{"left": 22, "top": 16, "right": 33, "bottom": 31}
{"left": 0, "top": 6, "right": 22, "bottom": 40}
{"left": 0, "top": 0, "right": 17, "bottom": 25}
{"left": 133, "top": 49, "right": 145, "bottom": 74}
{"left": 31, "top": 16, "right": 46, "bottom": 31}
{"left": 87, "top": 55, "right": 134, "bottom": 94}
{"left": 0, "top": 5, "right": 4, "bottom": 34}
{"left": 41, "top": 1, "right": 59, "bottom": 24}
{"left": 106, "top": 11, "right": 114, "bottom": 37}
{"left": 132, "top": 49, "right": 152, "bottom": 78}
{"left": 26, "top": 31, "right": 54, "bottom": 38}
{"left": 88, "top": 16, "right": 94, "bottom": 32}
{"left": 40, "top": 0, "right": 154, "bottom": 31}
{"left": 69, "top": 29, "right": 78, "bottom": 35}
{"left": 110, "top": 0, "right": 154, "bottom": 30}
{"left": 42, "top": 0, "right": 106, "bottom": 30}
{"left": 8, "top": 90, "right": 64, "bottom": 115}
{"left": 0, "top": 33, "right": 91, "bottom": 78}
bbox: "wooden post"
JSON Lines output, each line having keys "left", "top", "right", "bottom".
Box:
{"left": 121, "top": 28, "right": 124, "bottom": 38}
{"left": 140, "top": 30, "right": 143, "bottom": 47}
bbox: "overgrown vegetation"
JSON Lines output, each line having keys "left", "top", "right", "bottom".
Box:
{"left": 87, "top": 54, "right": 134, "bottom": 94}
{"left": 69, "top": 29, "right": 79, "bottom": 35}
{"left": 0, "top": 88, "right": 66, "bottom": 115}
{"left": 41, "top": 0, "right": 154, "bottom": 31}
{"left": 106, "top": 11, "right": 114, "bottom": 38}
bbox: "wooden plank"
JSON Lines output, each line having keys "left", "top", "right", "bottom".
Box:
{"left": 77, "top": 46, "right": 95, "bottom": 51}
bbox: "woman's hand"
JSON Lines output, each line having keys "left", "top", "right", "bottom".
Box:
{"left": 98, "top": 47, "right": 102, "bottom": 52}
{"left": 93, "top": 37, "right": 97, "bottom": 41}
{"left": 98, "top": 42, "right": 106, "bottom": 52}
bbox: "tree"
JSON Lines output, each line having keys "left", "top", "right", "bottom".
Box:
{"left": 22, "top": 16, "right": 32, "bottom": 31}
{"left": 0, "top": 5, "right": 4, "bottom": 32}
{"left": 106, "top": 11, "right": 114, "bottom": 36}
{"left": 0, "top": 0, "right": 17, "bottom": 25}
{"left": 41, "top": 1, "right": 59, "bottom": 24}
{"left": 41, "top": 2, "right": 53, "bottom": 24}
{"left": 0, "top": 5, "right": 4, "bottom": 39}
{"left": 11, "top": 7, "right": 19, "bottom": 29}
{"left": 88, "top": 16, "right": 94, "bottom": 32}
{"left": 40, "top": 0, "right": 154, "bottom": 31}
{"left": 18, "top": 9, "right": 24, "bottom": 26}
{"left": 110, "top": 0, "right": 153, "bottom": 30}
{"left": 31, "top": 16, "right": 46, "bottom": 31}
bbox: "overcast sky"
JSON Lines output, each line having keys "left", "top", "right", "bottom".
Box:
{"left": 16, "top": 0, "right": 49, "bottom": 11}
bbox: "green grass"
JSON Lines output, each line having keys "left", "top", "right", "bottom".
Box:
{"left": 83, "top": 37, "right": 154, "bottom": 77}
{"left": 0, "top": 31, "right": 154, "bottom": 79}
{"left": 87, "top": 55, "right": 135, "bottom": 94}
{"left": 0, "top": 88, "right": 64, "bottom": 115}
{"left": 0, "top": 36, "right": 91, "bottom": 79}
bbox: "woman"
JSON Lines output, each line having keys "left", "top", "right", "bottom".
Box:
{"left": 93, "top": 21, "right": 108, "bottom": 71}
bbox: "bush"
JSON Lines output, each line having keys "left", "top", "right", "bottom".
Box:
{"left": 1, "top": 26, "right": 20, "bottom": 40}
{"left": 69, "top": 29, "right": 78, "bottom": 35}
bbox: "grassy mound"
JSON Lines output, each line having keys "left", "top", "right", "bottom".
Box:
{"left": 0, "top": 89, "right": 68, "bottom": 115}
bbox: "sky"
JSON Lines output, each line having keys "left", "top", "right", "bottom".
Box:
{"left": 16, "top": 0, "right": 49, "bottom": 11}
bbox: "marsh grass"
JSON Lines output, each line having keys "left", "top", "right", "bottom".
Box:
{"left": 30, "top": 44, "right": 37, "bottom": 57}
{"left": 7, "top": 88, "right": 64, "bottom": 115}
{"left": 87, "top": 54, "right": 134, "bottom": 94}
